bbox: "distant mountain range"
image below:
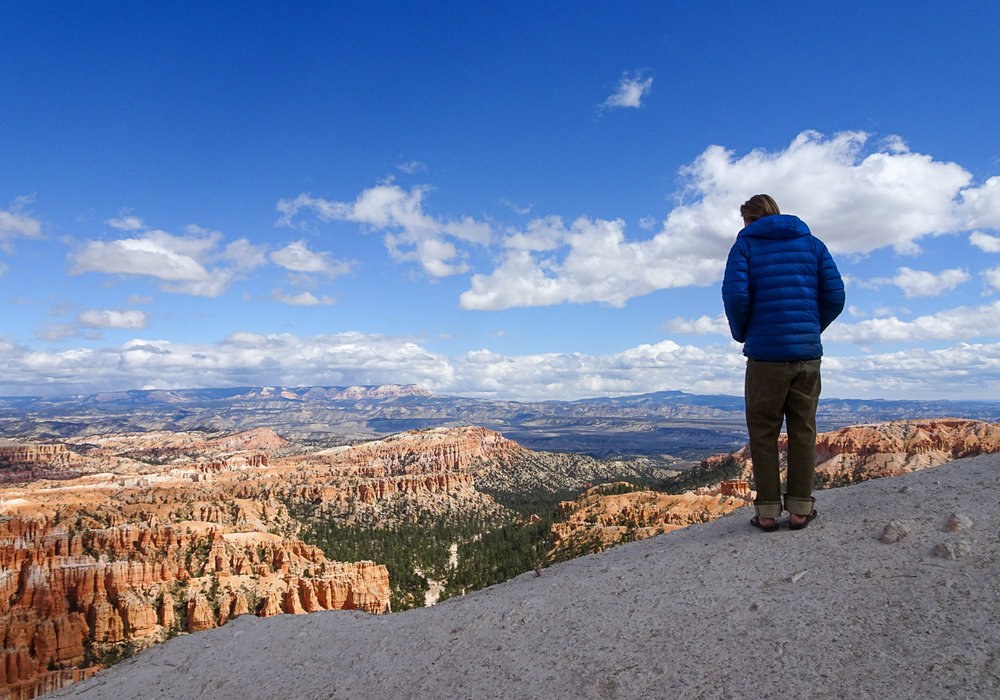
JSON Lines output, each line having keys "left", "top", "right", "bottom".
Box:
{"left": 2, "top": 384, "right": 998, "bottom": 458}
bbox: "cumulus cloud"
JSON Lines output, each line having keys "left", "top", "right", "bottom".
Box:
{"left": 459, "top": 130, "right": 998, "bottom": 310}
{"left": 669, "top": 298, "right": 1000, "bottom": 346}
{"left": 461, "top": 215, "right": 724, "bottom": 310}
{"left": 970, "top": 231, "right": 1000, "bottom": 253}
{"left": 0, "top": 330, "right": 743, "bottom": 399}
{"left": 0, "top": 332, "right": 457, "bottom": 395}
{"left": 6, "top": 329, "right": 1000, "bottom": 401}
{"left": 270, "top": 289, "right": 336, "bottom": 306}
{"left": 602, "top": 71, "right": 653, "bottom": 110}
{"left": 270, "top": 240, "right": 353, "bottom": 278}
{"left": 502, "top": 215, "right": 567, "bottom": 252}
{"left": 105, "top": 212, "right": 146, "bottom": 231}
{"left": 675, "top": 130, "right": 973, "bottom": 256}
{"left": 983, "top": 266, "right": 1000, "bottom": 292}
{"left": 822, "top": 342, "right": 1000, "bottom": 400}
{"left": 665, "top": 313, "right": 730, "bottom": 335}
{"left": 1, "top": 198, "right": 42, "bottom": 272}
{"left": 825, "top": 300, "right": 1000, "bottom": 344}
{"left": 71, "top": 222, "right": 267, "bottom": 297}
{"left": 958, "top": 176, "right": 1000, "bottom": 229}
{"left": 35, "top": 308, "right": 148, "bottom": 342}
{"left": 276, "top": 184, "right": 493, "bottom": 277}
{"left": 78, "top": 309, "right": 148, "bottom": 329}
{"left": 889, "top": 267, "right": 970, "bottom": 298}
{"left": 0, "top": 206, "right": 42, "bottom": 241}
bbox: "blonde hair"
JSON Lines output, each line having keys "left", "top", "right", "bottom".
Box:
{"left": 740, "top": 194, "right": 781, "bottom": 223}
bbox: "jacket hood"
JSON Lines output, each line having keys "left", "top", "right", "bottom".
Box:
{"left": 738, "top": 214, "right": 811, "bottom": 240}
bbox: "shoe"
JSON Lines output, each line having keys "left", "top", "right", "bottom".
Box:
{"left": 750, "top": 515, "right": 779, "bottom": 532}
{"left": 788, "top": 510, "right": 818, "bottom": 530}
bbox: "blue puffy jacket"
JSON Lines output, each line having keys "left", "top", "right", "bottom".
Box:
{"left": 722, "top": 214, "right": 845, "bottom": 361}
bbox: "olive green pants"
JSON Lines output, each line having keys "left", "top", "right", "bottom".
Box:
{"left": 745, "top": 358, "right": 821, "bottom": 519}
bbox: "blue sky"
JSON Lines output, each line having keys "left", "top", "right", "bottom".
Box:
{"left": 3, "top": 2, "right": 1000, "bottom": 400}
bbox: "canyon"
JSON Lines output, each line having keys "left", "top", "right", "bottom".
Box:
{"left": 4, "top": 384, "right": 1000, "bottom": 457}
{"left": 2, "top": 416, "right": 1000, "bottom": 698}
{"left": 1, "top": 422, "right": 661, "bottom": 698}
{"left": 550, "top": 418, "right": 1000, "bottom": 554}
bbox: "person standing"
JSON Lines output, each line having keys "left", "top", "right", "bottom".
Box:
{"left": 722, "top": 194, "right": 845, "bottom": 531}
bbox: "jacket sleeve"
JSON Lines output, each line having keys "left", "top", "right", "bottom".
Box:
{"left": 816, "top": 241, "right": 845, "bottom": 331}
{"left": 721, "top": 241, "right": 751, "bottom": 343}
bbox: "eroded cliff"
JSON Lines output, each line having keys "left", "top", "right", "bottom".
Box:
{"left": 551, "top": 419, "right": 1000, "bottom": 555}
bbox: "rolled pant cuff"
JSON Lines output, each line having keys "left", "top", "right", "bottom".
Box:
{"left": 784, "top": 496, "right": 816, "bottom": 516}
{"left": 754, "top": 500, "right": 783, "bottom": 519}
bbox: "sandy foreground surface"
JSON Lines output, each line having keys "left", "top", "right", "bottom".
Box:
{"left": 46, "top": 454, "right": 1000, "bottom": 699}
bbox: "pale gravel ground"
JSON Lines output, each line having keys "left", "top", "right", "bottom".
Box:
{"left": 46, "top": 454, "right": 1000, "bottom": 700}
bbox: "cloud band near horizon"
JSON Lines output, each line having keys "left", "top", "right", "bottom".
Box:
{"left": 3, "top": 330, "right": 1000, "bottom": 402}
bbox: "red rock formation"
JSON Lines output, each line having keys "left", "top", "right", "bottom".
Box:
{"left": 0, "top": 442, "right": 81, "bottom": 485}
{"left": 697, "top": 419, "right": 1000, "bottom": 487}
{"left": 0, "top": 516, "right": 389, "bottom": 700}
{"left": 0, "top": 424, "right": 523, "bottom": 698}
{"left": 191, "top": 427, "right": 287, "bottom": 452}
{"left": 552, "top": 420, "right": 1000, "bottom": 556}
{"left": 0, "top": 444, "right": 71, "bottom": 467}
{"left": 185, "top": 594, "right": 214, "bottom": 633}
{"left": 552, "top": 480, "right": 753, "bottom": 554}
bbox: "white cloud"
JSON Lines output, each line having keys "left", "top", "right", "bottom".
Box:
{"left": 983, "top": 266, "right": 1000, "bottom": 292}
{"left": 970, "top": 231, "right": 1000, "bottom": 253}
{"left": 461, "top": 216, "right": 723, "bottom": 310}
{"left": 0, "top": 208, "right": 42, "bottom": 241}
{"left": 602, "top": 72, "right": 653, "bottom": 110}
{"left": 71, "top": 223, "right": 267, "bottom": 298}
{"left": 72, "top": 233, "right": 213, "bottom": 281}
{"left": 822, "top": 342, "right": 1000, "bottom": 400}
{"left": 890, "top": 267, "right": 970, "bottom": 298}
{"left": 840, "top": 273, "right": 879, "bottom": 291}
{"left": 270, "top": 240, "right": 353, "bottom": 277}
{"left": 502, "top": 215, "right": 567, "bottom": 252}
{"left": 665, "top": 313, "right": 730, "bottom": 335}
{"left": 7, "top": 330, "right": 1000, "bottom": 401}
{"left": 35, "top": 308, "right": 148, "bottom": 341}
{"left": 1, "top": 332, "right": 458, "bottom": 396}
{"left": 958, "top": 176, "right": 1000, "bottom": 229}
{"left": 276, "top": 184, "right": 493, "bottom": 277}
{"left": 396, "top": 161, "right": 426, "bottom": 174}
{"left": 106, "top": 212, "right": 146, "bottom": 231}
{"left": 270, "top": 289, "right": 336, "bottom": 306}
{"left": 221, "top": 237, "right": 269, "bottom": 270}
{"left": 825, "top": 301, "right": 1000, "bottom": 344}
{"left": 500, "top": 199, "right": 533, "bottom": 216}
{"left": 674, "top": 130, "right": 972, "bottom": 256}
{"left": 78, "top": 309, "right": 148, "bottom": 329}
{"left": 459, "top": 131, "right": 993, "bottom": 310}
{"left": 35, "top": 324, "right": 82, "bottom": 342}
{"left": 1, "top": 198, "right": 42, "bottom": 272}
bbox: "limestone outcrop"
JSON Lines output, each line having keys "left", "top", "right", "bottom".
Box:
{"left": 0, "top": 444, "right": 71, "bottom": 467}
{"left": 551, "top": 480, "right": 753, "bottom": 553}
{"left": 698, "top": 418, "right": 1000, "bottom": 487}
{"left": 551, "top": 419, "right": 1000, "bottom": 556}
{"left": 0, "top": 516, "right": 389, "bottom": 700}
{"left": 3, "top": 425, "right": 523, "bottom": 699}
{"left": 0, "top": 424, "right": 530, "bottom": 698}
